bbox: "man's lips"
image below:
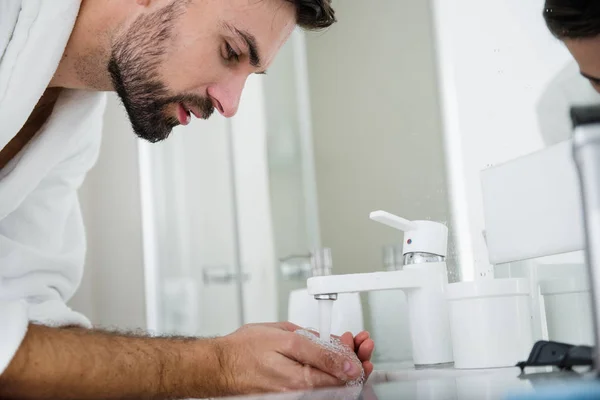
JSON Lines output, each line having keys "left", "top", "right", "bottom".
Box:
{"left": 185, "top": 103, "right": 202, "bottom": 119}
{"left": 177, "top": 103, "right": 191, "bottom": 125}
{"left": 176, "top": 102, "right": 209, "bottom": 125}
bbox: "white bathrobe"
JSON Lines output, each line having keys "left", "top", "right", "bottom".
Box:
{"left": 0, "top": 0, "right": 107, "bottom": 374}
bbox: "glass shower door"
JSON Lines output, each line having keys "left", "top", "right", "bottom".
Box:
{"left": 138, "top": 114, "right": 245, "bottom": 337}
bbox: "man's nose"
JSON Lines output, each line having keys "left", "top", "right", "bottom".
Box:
{"left": 207, "top": 74, "right": 247, "bottom": 118}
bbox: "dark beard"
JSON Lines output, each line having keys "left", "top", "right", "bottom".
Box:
{"left": 108, "top": 1, "right": 214, "bottom": 143}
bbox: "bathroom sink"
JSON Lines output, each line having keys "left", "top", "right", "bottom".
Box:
{"left": 205, "top": 366, "right": 581, "bottom": 400}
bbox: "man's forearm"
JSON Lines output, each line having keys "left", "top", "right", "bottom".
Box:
{"left": 0, "top": 324, "right": 226, "bottom": 399}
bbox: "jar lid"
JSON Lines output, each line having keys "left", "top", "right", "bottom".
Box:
{"left": 539, "top": 278, "right": 590, "bottom": 295}
{"left": 446, "top": 278, "right": 530, "bottom": 300}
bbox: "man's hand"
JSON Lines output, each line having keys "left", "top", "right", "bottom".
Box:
{"left": 214, "top": 322, "right": 365, "bottom": 395}
{"left": 339, "top": 330, "right": 375, "bottom": 380}
{"left": 299, "top": 328, "right": 375, "bottom": 381}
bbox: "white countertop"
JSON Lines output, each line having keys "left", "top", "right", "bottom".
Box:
{"left": 205, "top": 364, "right": 582, "bottom": 400}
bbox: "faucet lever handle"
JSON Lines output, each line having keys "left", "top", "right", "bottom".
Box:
{"left": 370, "top": 210, "right": 417, "bottom": 232}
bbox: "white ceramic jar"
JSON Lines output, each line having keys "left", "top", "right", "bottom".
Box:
{"left": 446, "top": 278, "right": 534, "bottom": 369}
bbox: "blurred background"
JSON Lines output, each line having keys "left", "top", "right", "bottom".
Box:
{"left": 69, "top": 0, "right": 593, "bottom": 362}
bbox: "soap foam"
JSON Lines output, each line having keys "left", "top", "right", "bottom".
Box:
{"left": 295, "top": 329, "right": 365, "bottom": 387}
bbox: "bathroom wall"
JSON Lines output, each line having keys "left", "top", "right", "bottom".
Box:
{"left": 305, "top": 0, "right": 451, "bottom": 277}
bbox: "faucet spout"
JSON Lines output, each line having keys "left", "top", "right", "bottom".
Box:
{"left": 307, "top": 269, "right": 432, "bottom": 296}
{"left": 307, "top": 264, "right": 449, "bottom": 298}
{"left": 314, "top": 293, "right": 338, "bottom": 301}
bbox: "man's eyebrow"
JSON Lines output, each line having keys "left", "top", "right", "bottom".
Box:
{"left": 223, "top": 22, "right": 262, "bottom": 69}
{"left": 581, "top": 71, "right": 600, "bottom": 84}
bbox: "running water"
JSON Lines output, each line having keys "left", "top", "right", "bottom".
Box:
{"left": 318, "top": 299, "right": 334, "bottom": 343}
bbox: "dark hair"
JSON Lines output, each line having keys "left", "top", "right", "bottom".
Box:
{"left": 287, "top": 0, "right": 336, "bottom": 30}
{"left": 544, "top": 0, "right": 600, "bottom": 39}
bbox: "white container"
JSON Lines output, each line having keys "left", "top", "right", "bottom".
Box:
{"left": 447, "top": 278, "right": 533, "bottom": 369}
{"left": 540, "top": 278, "right": 594, "bottom": 345}
{"left": 288, "top": 288, "right": 364, "bottom": 336}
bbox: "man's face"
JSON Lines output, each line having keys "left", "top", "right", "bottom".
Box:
{"left": 109, "top": 0, "right": 296, "bottom": 142}
{"left": 564, "top": 36, "right": 600, "bottom": 94}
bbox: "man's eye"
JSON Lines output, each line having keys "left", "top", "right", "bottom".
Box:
{"left": 225, "top": 43, "right": 240, "bottom": 62}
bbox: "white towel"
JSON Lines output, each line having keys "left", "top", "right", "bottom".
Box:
{"left": 0, "top": 0, "right": 107, "bottom": 375}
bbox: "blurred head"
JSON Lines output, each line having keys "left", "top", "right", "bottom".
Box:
{"left": 544, "top": 1, "right": 600, "bottom": 93}
{"left": 109, "top": 0, "right": 336, "bottom": 142}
